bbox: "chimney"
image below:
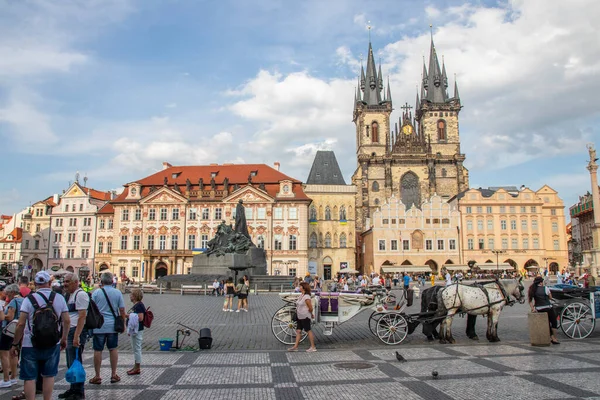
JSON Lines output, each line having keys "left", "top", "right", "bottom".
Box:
{"left": 274, "top": 161, "right": 280, "bottom": 171}
{"left": 162, "top": 162, "right": 172, "bottom": 170}
{"left": 52, "top": 194, "right": 59, "bottom": 205}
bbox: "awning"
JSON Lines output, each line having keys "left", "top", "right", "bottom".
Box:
{"left": 443, "top": 265, "right": 470, "bottom": 271}
{"left": 476, "top": 262, "right": 514, "bottom": 270}
{"left": 382, "top": 266, "right": 432, "bottom": 273}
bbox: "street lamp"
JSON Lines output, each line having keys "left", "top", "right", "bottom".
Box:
{"left": 491, "top": 250, "right": 505, "bottom": 274}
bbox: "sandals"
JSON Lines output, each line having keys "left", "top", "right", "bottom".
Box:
{"left": 12, "top": 392, "right": 25, "bottom": 400}
{"left": 110, "top": 375, "right": 121, "bottom": 383}
{"left": 127, "top": 368, "right": 141, "bottom": 376}
{"left": 89, "top": 376, "right": 102, "bottom": 385}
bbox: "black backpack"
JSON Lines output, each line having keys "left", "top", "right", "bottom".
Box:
{"left": 28, "top": 292, "right": 61, "bottom": 349}
{"left": 70, "top": 290, "right": 104, "bottom": 330}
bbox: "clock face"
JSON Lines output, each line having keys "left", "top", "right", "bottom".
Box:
{"left": 402, "top": 125, "right": 413, "bottom": 135}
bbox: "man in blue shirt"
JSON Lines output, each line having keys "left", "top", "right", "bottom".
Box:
{"left": 89, "top": 272, "right": 125, "bottom": 385}
{"left": 403, "top": 273, "right": 412, "bottom": 292}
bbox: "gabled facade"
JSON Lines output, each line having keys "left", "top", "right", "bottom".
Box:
{"left": 48, "top": 182, "right": 111, "bottom": 274}
{"left": 0, "top": 227, "right": 23, "bottom": 273}
{"left": 20, "top": 195, "right": 58, "bottom": 273}
{"left": 96, "top": 162, "right": 311, "bottom": 281}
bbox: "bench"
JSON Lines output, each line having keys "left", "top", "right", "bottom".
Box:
{"left": 181, "top": 284, "right": 206, "bottom": 295}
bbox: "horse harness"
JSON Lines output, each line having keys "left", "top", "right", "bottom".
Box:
{"left": 446, "top": 279, "right": 515, "bottom": 315}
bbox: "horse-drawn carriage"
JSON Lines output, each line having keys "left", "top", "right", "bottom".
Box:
{"left": 549, "top": 285, "right": 600, "bottom": 339}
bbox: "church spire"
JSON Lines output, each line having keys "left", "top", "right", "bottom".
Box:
{"left": 386, "top": 77, "right": 392, "bottom": 105}
{"left": 361, "top": 42, "right": 383, "bottom": 105}
{"left": 415, "top": 88, "right": 420, "bottom": 111}
{"left": 424, "top": 37, "right": 447, "bottom": 103}
{"left": 454, "top": 76, "right": 460, "bottom": 101}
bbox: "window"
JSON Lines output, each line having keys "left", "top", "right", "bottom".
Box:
{"left": 274, "top": 208, "right": 283, "bottom": 219}
{"left": 551, "top": 209, "right": 557, "bottom": 216}
{"left": 531, "top": 206, "right": 537, "bottom": 213}
{"left": 245, "top": 207, "right": 253, "bottom": 220}
{"left": 56, "top": 218, "right": 63, "bottom": 227}
{"left": 160, "top": 208, "right": 168, "bottom": 221}
{"left": 135, "top": 209, "right": 141, "bottom": 220}
{"left": 466, "top": 206, "right": 472, "bottom": 214}
{"left": 478, "top": 239, "right": 484, "bottom": 250}
{"left": 521, "top": 220, "right": 528, "bottom": 230}
{"left": 339, "top": 206, "right": 346, "bottom": 221}
{"left": 502, "top": 238, "right": 508, "bottom": 249}
{"left": 309, "top": 233, "right": 317, "bottom": 248}
{"left": 83, "top": 217, "right": 91, "bottom": 226}
{"left": 66, "top": 249, "right": 74, "bottom": 258}
{"left": 54, "top": 233, "right": 62, "bottom": 242}
{"left": 171, "top": 235, "right": 178, "bottom": 250}
{"left": 449, "top": 239, "right": 456, "bottom": 250}
{"left": 71, "top": 204, "right": 75, "bottom": 212}
{"left": 467, "top": 238, "right": 474, "bottom": 250}
{"left": 532, "top": 219, "right": 538, "bottom": 230}
{"left": 340, "top": 233, "right": 347, "bottom": 248}
{"left": 159, "top": 235, "right": 166, "bottom": 250}
{"left": 24, "top": 240, "right": 29, "bottom": 249}
{"left": 288, "top": 207, "right": 297, "bottom": 219}
{"left": 520, "top": 206, "right": 526, "bottom": 213}
{"left": 467, "top": 220, "right": 473, "bottom": 230}
{"left": 553, "top": 240, "right": 559, "bottom": 250}
{"left": 552, "top": 222, "right": 558, "bottom": 232}
{"left": 189, "top": 208, "right": 197, "bottom": 220}
{"left": 509, "top": 206, "right": 515, "bottom": 213}
{"left": 122, "top": 210, "right": 129, "bottom": 221}
{"left": 383, "top": 219, "right": 389, "bottom": 225}
{"left": 120, "top": 267, "right": 126, "bottom": 277}
{"left": 215, "top": 208, "right": 222, "bottom": 220}
{"left": 391, "top": 240, "right": 398, "bottom": 251}
{"left": 107, "top": 242, "right": 112, "bottom": 253}
{"left": 437, "top": 119, "right": 446, "bottom": 140}
{"left": 501, "top": 220, "right": 507, "bottom": 230}
{"left": 79, "top": 204, "right": 84, "bottom": 212}
{"left": 325, "top": 207, "right": 331, "bottom": 220}
{"left": 372, "top": 181, "right": 379, "bottom": 192}
{"left": 487, "top": 220, "right": 493, "bottom": 230}
{"left": 510, "top": 220, "right": 517, "bottom": 230}
{"left": 522, "top": 238, "right": 529, "bottom": 249}
{"left": 188, "top": 235, "right": 195, "bottom": 250}
{"left": 477, "top": 220, "right": 483, "bottom": 230}
{"left": 133, "top": 235, "right": 140, "bottom": 250}
{"left": 309, "top": 207, "right": 317, "bottom": 221}
{"left": 372, "top": 121, "right": 379, "bottom": 142}
{"left": 499, "top": 206, "right": 506, "bottom": 213}
{"left": 257, "top": 235, "right": 264, "bottom": 249}
{"left": 476, "top": 206, "right": 482, "bottom": 213}
{"left": 425, "top": 239, "right": 433, "bottom": 250}
{"left": 511, "top": 238, "right": 518, "bottom": 249}
{"left": 486, "top": 206, "right": 493, "bottom": 213}
{"left": 81, "top": 249, "right": 89, "bottom": 258}
{"left": 274, "top": 235, "right": 283, "bottom": 250}
{"left": 488, "top": 238, "right": 494, "bottom": 249}
{"left": 437, "top": 239, "right": 444, "bottom": 250}
{"left": 120, "top": 235, "right": 128, "bottom": 250}
{"left": 132, "top": 266, "right": 139, "bottom": 278}
{"left": 325, "top": 234, "right": 332, "bottom": 248}
{"left": 108, "top": 219, "right": 113, "bottom": 229}
{"left": 201, "top": 235, "right": 209, "bottom": 249}
{"left": 289, "top": 235, "right": 297, "bottom": 250}
{"left": 149, "top": 209, "right": 156, "bottom": 220}
{"left": 35, "top": 224, "right": 41, "bottom": 233}
{"left": 379, "top": 240, "right": 386, "bottom": 251}
{"left": 82, "top": 233, "right": 90, "bottom": 242}
{"left": 147, "top": 235, "right": 154, "bottom": 250}
{"left": 172, "top": 208, "right": 180, "bottom": 220}
{"left": 53, "top": 248, "right": 61, "bottom": 258}
{"left": 98, "top": 242, "right": 104, "bottom": 254}
{"left": 533, "top": 237, "right": 539, "bottom": 249}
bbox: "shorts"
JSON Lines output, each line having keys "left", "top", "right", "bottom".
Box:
{"left": 0, "top": 333, "right": 12, "bottom": 351}
{"left": 226, "top": 294, "right": 234, "bottom": 299}
{"left": 296, "top": 317, "right": 312, "bottom": 332}
{"left": 92, "top": 333, "right": 119, "bottom": 351}
{"left": 238, "top": 294, "right": 247, "bottom": 300}
{"left": 20, "top": 345, "right": 60, "bottom": 381}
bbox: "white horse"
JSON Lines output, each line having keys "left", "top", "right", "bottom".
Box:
{"left": 437, "top": 278, "right": 525, "bottom": 343}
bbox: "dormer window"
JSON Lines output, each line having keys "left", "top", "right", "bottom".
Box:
{"left": 211, "top": 172, "right": 218, "bottom": 178}
{"left": 171, "top": 173, "right": 181, "bottom": 179}
{"left": 250, "top": 171, "right": 257, "bottom": 177}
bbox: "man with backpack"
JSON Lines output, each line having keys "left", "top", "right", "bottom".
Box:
{"left": 11, "top": 271, "right": 69, "bottom": 400}
{"left": 59, "top": 273, "right": 89, "bottom": 400}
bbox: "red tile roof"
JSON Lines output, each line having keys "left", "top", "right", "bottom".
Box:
{"left": 0, "top": 227, "right": 22, "bottom": 243}
{"left": 97, "top": 203, "right": 115, "bottom": 215}
{"left": 82, "top": 188, "right": 112, "bottom": 201}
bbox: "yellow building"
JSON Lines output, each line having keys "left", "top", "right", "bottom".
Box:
{"left": 449, "top": 186, "right": 568, "bottom": 273}
{"left": 362, "top": 195, "right": 461, "bottom": 276}
{"left": 95, "top": 162, "right": 311, "bottom": 282}
{"left": 304, "top": 151, "right": 356, "bottom": 280}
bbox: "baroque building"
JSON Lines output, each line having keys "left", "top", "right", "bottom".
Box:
{"left": 362, "top": 195, "right": 460, "bottom": 275}
{"left": 352, "top": 38, "right": 469, "bottom": 234}
{"left": 95, "top": 162, "right": 311, "bottom": 282}
{"left": 304, "top": 151, "right": 356, "bottom": 280}
{"left": 449, "top": 186, "right": 568, "bottom": 273}
{"left": 20, "top": 195, "right": 58, "bottom": 273}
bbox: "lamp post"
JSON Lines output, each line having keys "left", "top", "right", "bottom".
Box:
{"left": 491, "top": 250, "right": 505, "bottom": 275}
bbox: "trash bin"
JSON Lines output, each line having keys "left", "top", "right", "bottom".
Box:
{"left": 198, "top": 328, "right": 212, "bottom": 350}
{"left": 159, "top": 338, "right": 174, "bottom": 351}
{"left": 528, "top": 312, "right": 551, "bottom": 346}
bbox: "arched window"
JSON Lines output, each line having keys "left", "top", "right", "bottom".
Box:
{"left": 309, "top": 233, "right": 317, "bottom": 248}
{"left": 325, "top": 206, "right": 331, "bottom": 220}
{"left": 340, "top": 233, "right": 347, "bottom": 248}
{"left": 325, "top": 233, "right": 332, "bottom": 248}
{"left": 257, "top": 235, "right": 265, "bottom": 249}
{"left": 437, "top": 119, "right": 446, "bottom": 141}
{"left": 339, "top": 206, "right": 347, "bottom": 221}
{"left": 289, "top": 235, "right": 297, "bottom": 250}
{"left": 441, "top": 168, "right": 447, "bottom": 177}
{"left": 372, "top": 181, "right": 379, "bottom": 192}
{"left": 319, "top": 232, "right": 323, "bottom": 246}
{"left": 372, "top": 122, "right": 379, "bottom": 143}
{"left": 309, "top": 206, "right": 317, "bottom": 221}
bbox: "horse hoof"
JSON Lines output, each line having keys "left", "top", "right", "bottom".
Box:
{"left": 449, "top": 338, "right": 456, "bottom": 344}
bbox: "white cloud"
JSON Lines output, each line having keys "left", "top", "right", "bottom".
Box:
{"left": 0, "top": 90, "right": 58, "bottom": 145}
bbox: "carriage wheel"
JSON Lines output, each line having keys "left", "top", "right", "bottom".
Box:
{"left": 369, "top": 312, "right": 385, "bottom": 336}
{"left": 560, "top": 302, "right": 595, "bottom": 340}
{"left": 376, "top": 313, "right": 408, "bottom": 345}
{"left": 271, "top": 305, "right": 307, "bottom": 345}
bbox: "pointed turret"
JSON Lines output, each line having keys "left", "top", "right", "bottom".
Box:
{"left": 356, "top": 78, "right": 362, "bottom": 103}
{"left": 360, "top": 65, "right": 365, "bottom": 91}
{"left": 386, "top": 77, "right": 392, "bottom": 105}
{"left": 422, "top": 58, "right": 428, "bottom": 89}
{"left": 362, "top": 42, "right": 383, "bottom": 105}
{"left": 377, "top": 63, "right": 383, "bottom": 91}
{"left": 441, "top": 59, "right": 448, "bottom": 89}
{"left": 454, "top": 79, "right": 460, "bottom": 101}
{"left": 424, "top": 39, "right": 447, "bottom": 103}
{"left": 415, "top": 90, "right": 420, "bottom": 111}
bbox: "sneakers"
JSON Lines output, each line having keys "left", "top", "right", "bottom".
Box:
{"left": 243, "top": 309, "right": 248, "bottom": 312}
{"left": 306, "top": 347, "right": 317, "bottom": 353}
{"left": 222, "top": 308, "right": 227, "bottom": 312}
{"left": 228, "top": 309, "right": 233, "bottom": 312}
{"left": 10, "top": 379, "right": 17, "bottom": 385}
{"left": 235, "top": 309, "right": 240, "bottom": 313}
{"left": 0, "top": 380, "right": 12, "bottom": 388}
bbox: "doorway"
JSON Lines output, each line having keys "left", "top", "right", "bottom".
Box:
{"left": 155, "top": 262, "right": 168, "bottom": 279}
{"left": 324, "top": 265, "right": 331, "bottom": 280}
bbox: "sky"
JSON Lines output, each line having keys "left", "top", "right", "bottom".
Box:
{"left": 0, "top": 0, "right": 599, "bottom": 220}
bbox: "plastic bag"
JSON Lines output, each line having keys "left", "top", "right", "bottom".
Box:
{"left": 65, "top": 349, "right": 86, "bottom": 384}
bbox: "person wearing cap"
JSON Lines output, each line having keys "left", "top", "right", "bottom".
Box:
{"left": 528, "top": 276, "right": 560, "bottom": 344}
{"left": 11, "top": 271, "right": 69, "bottom": 400}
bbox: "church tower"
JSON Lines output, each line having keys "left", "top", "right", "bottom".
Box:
{"left": 352, "top": 36, "right": 469, "bottom": 233}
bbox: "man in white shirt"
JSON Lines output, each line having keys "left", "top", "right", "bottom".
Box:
{"left": 445, "top": 270, "right": 452, "bottom": 286}
{"left": 212, "top": 279, "right": 220, "bottom": 296}
{"left": 372, "top": 275, "right": 381, "bottom": 286}
{"left": 11, "top": 271, "right": 69, "bottom": 400}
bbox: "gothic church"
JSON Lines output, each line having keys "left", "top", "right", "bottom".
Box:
{"left": 351, "top": 38, "right": 469, "bottom": 232}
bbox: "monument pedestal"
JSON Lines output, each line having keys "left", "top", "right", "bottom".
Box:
{"left": 192, "top": 247, "right": 267, "bottom": 277}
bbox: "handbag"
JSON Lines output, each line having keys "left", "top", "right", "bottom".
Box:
{"left": 101, "top": 288, "right": 125, "bottom": 333}
{"left": 65, "top": 349, "right": 86, "bottom": 383}
{"left": 2, "top": 320, "right": 17, "bottom": 338}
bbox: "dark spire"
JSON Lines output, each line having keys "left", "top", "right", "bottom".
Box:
{"left": 360, "top": 65, "right": 365, "bottom": 92}
{"left": 441, "top": 58, "right": 448, "bottom": 89}
{"left": 454, "top": 77, "right": 460, "bottom": 101}
{"left": 415, "top": 88, "right": 420, "bottom": 111}
{"left": 306, "top": 151, "right": 346, "bottom": 185}
{"left": 362, "top": 42, "right": 383, "bottom": 105}
{"left": 377, "top": 62, "right": 383, "bottom": 91}
{"left": 386, "top": 77, "right": 392, "bottom": 104}
{"left": 422, "top": 57, "right": 428, "bottom": 89}
{"left": 425, "top": 38, "right": 447, "bottom": 103}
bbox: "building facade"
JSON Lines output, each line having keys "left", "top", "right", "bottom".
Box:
{"left": 362, "top": 195, "right": 461, "bottom": 275}
{"left": 95, "top": 163, "right": 311, "bottom": 282}
{"left": 449, "top": 186, "right": 568, "bottom": 273}
{"left": 48, "top": 182, "right": 111, "bottom": 275}
{"left": 351, "top": 38, "right": 469, "bottom": 233}
{"left": 20, "top": 195, "right": 58, "bottom": 273}
{"left": 304, "top": 151, "right": 356, "bottom": 281}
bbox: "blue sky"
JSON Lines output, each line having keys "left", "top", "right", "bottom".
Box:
{"left": 0, "top": 0, "right": 598, "bottom": 218}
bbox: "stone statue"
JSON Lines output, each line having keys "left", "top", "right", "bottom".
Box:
{"left": 173, "top": 183, "right": 180, "bottom": 192}
{"left": 234, "top": 183, "right": 240, "bottom": 191}
{"left": 248, "top": 174, "right": 253, "bottom": 184}
{"left": 588, "top": 144, "right": 597, "bottom": 163}
{"left": 259, "top": 183, "right": 266, "bottom": 191}
{"left": 223, "top": 177, "right": 229, "bottom": 192}
{"left": 235, "top": 199, "right": 250, "bottom": 239}
{"left": 198, "top": 178, "right": 204, "bottom": 191}
{"left": 150, "top": 185, "right": 156, "bottom": 193}
{"left": 210, "top": 177, "right": 216, "bottom": 190}
{"left": 205, "top": 220, "right": 254, "bottom": 257}
{"left": 164, "top": 177, "right": 168, "bottom": 186}
{"left": 186, "top": 178, "right": 191, "bottom": 193}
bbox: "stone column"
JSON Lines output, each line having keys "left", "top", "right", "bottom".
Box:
{"left": 587, "top": 143, "right": 600, "bottom": 277}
